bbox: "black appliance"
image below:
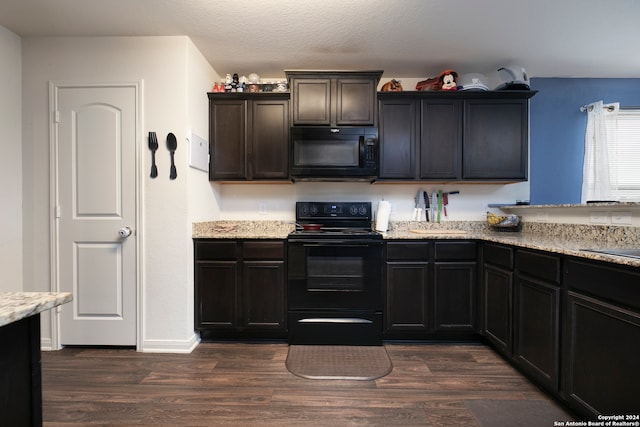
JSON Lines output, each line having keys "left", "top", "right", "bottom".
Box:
{"left": 287, "top": 202, "right": 384, "bottom": 345}
{"left": 289, "top": 127, "right": 378, "bottom": 181}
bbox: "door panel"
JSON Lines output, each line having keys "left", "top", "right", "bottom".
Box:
{"left": 55, "top": 84, "right": 138, "bottom": 346}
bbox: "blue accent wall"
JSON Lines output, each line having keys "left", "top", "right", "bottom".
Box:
{"left": 529, "top": 78, "right": 640, "bottom": 204}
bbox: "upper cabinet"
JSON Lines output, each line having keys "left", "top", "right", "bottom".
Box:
{"left": 286, "top": 70, "right": 383, "bottom": 127}
{"left": 208, "top": 92, "right": 290, "bottom": 181}
{"left": 378, "top": 91, "right": 535, "bottom": 182}
{"left": 463, "top": 98, "right": 529, "bottom": 180}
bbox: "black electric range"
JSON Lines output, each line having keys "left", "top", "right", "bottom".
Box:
{"left": 287, "top": 201, "right": 384, "bottom": 345}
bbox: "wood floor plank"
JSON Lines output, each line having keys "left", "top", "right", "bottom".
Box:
{"left": 41, "top": 342, "right": 575, "bottom": 426}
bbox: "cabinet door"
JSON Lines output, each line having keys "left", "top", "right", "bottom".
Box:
{"left": 564, "top": 292, "right": 640, "bottom": 418}
{"left": 195, "top": 260, "right": 239, "bottom": 329}
{"left": 463, "top": 99, "right": 528, "bottom": 180}
{"left": 209, "top": 100, "right": 247, "bottom": 179}
{"left": 420, "top": 99, "right": 462, "bottom": 180}
{"left": 243, "top": 261, "right": 286, "bottom": 330}
{"left": 291, "top": 78, "right": 331, "bottom": 125}
{"left": 249, "top": 98, "right": 289, "bottom": 179}
{"left": 335, "top": 78, "right": 377, "bottom": 126}
{"left": 385, "top": 262, "right": 430, "bottom": 334}
{"left": 514, "top": 276, "right": 560, "bottom": 391}
{"left": 482, "top": 264, "right": 513, "bottom": 355}
{"left": 378, "top": 98, "right": 417, "bottom": 179}
{"left": 434, "top": 262, "right": 476, "bottom": 331}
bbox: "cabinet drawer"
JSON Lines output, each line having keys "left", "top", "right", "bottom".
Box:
{"left": 516, "top": 250, "right": 561, "bottom": 285}
{"left": 243, "top": 241, "right": 285, "bottom": 260}
{"left": 194, "top": 240, "right": 239, "bottom": 260}
{"left": 434, "top": 241, "right": 476, "bottom": 260}
{"left": 386, "top": 242, "right": 429, "bottom": 260}
{"left": 565, "top": 259, "right": 640, "bottom": 311}
{"left": 483, "top": 243, "right": 513, "bottom": 269}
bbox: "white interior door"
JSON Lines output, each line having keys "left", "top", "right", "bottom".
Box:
{"left": 54, "top": 83, "right": 139, "bottom": 346}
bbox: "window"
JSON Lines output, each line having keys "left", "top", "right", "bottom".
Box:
{"left": 605, "top": 109, "right": 640, "bottom": 201}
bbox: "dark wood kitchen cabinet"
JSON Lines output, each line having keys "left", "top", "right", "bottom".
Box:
{"left": 513, "top": 249, "right": 561, "bottom": 392}
{"left": 208, "top": 93, "right": 289, "bottom": 181}
{"left": 286, "top": 70, "right": 383, "bottom": 126}
{"left": 385, "top": 241, "right": 431, "bottom": 336}
{"left": 562, "top": 258, "right": 640, "bottom": 419}
{"left": 482, "top": 244, "right": 562, "bottom": 392}
{"left": 420, "top": 99, "right": 462, "bottom": 180}
{"left": 384, "top": 240, "right": 477, "bottom": 339}
{"left": 0, "top": 315, "right": 42, "bottom": 427}
{"left": 463, "top": 98, "right": 528, "bottom": 180}
{"left": 378, "top": 96, "right": 417, "bottom": 179}
{"left": 194, "top": 239, "right": 286, "bottom": 339}
{"left": 481, "top": 243, "right": 514, "bottom": 356}
{"left": 377, "top": 91, "right": 534, "bottom": 182}
{"left": 377, "top": 96, "right": 461, "bottom": 180}
{"left": 433, "top": 241, "right": 477, "bottom": 332}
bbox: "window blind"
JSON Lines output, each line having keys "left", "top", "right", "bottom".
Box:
{"left": 606, "top": 109, "right": 640, "bottom": 201}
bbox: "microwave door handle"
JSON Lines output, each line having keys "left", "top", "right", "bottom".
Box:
{"left": 359, "top": 135, "right": 365, "bottom": 167}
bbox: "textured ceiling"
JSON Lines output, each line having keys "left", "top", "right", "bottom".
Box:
{"left": 1, "top": 0, "right": 639, "bottom": 80}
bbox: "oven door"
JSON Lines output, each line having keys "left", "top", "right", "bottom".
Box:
{"left": 287, "top": 239, "right": 383, "bottom": 311}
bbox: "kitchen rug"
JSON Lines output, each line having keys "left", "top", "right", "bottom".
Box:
{"left": 465, "top": 399, "right": 576, "bottom": 427}
{"left": 286, "top": 345, "right": 392, "bottom": 380}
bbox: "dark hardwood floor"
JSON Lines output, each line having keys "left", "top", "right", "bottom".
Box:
{"left": 41, "top": 342, "right": 574, "bottom": 426}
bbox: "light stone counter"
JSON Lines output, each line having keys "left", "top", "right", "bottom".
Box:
{"left": 384, "top": 221, "right": 640, "bottom": 267}
{"left": 192, "top": 220, "right": 294, "bottom": 239}
{"left": 0, "top": 292, "right": 73, "bottom": 327}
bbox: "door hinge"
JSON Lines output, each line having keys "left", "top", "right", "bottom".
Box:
{"left": 55, "top": 205, "right": 61, "bottom": 218}
{"left": 54, "top": 110, "right": 60, "bottom": 123}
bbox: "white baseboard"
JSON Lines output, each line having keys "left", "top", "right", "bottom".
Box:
{"left": 41, "top": 337, "right": 53, "bottom": 351}
{"left": 140, "top": 333, "right": 200, "bottom": 353}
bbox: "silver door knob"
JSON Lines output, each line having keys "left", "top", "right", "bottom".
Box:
{"left": 118, "top": 227, "right": 133, "bottom": 238}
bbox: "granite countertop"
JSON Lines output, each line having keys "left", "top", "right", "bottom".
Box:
{"left": 193, "top": 220, "right": 640, "bottom": 268}
{"left": 0, "top": 292, "right": 73, "bottom": 327}
{"left": 193, "top": 220, "right": 294, "bottom": 239}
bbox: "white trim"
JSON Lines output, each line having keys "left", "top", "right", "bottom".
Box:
{"left": 48, "top": 80, "right": 143, "bottom": 351}
{"left": 40, "top": 337, "right": 54, "bottom": 351}
{"left": 141, "top": 334, "right": 201, "bottom": 354}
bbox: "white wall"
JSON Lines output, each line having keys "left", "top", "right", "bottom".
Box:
{"left": 0, "top": 26, "right": 22, "bottom": 291}
{"left": 21, "top": 36, "right": 215, "bottom": 352}
{"left": 216, "top": 181, "right": 529, "bottom": 222}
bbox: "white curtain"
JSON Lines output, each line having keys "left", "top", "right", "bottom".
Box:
{"left": 581, "top": 101, "right": 620, "bottom": 202}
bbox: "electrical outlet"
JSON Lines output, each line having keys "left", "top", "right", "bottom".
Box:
{"left": 611, "top": 211, "right": 632, "bottom": 225}
{"left": 590, "top": 211, "right": 609, "bottom": 224}
{"left": 258, "top": 203, "right": 267, "bottom": 215}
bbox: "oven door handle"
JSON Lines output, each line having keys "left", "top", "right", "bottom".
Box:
{"left": 289, "top": 240, "right": 382, "bottom": 247}
{"left": 302, "top": 244, "right": 379, "bottom": 249}
{"left": 298, "top": 318, "right": 373, "bottom": 324}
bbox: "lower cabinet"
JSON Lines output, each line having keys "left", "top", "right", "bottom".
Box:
{"left": 194, "top": 239, "right": 286, "bottom": 339}
{"left": 385, "top": 241, "right": 430, "bottom": 334}
{"left": 0, "top": 315, "right": 42, "bottom": 427}
{"left": 513, "top": 250, "right": 561, "bottom": 392}
{"left": 482, "top": 246, "right": 562, "bottom": 392}
{"left": 385, "top": 240, "right": 477, "bottom": 339}
{"left": 563, "top": 258, "right": 640, "bottom": 419}
{"left": 481, "top": 243, "right": 514, "bottom": 355}
{"left": 434, "top": 241, "right": 477, "bottom": 332}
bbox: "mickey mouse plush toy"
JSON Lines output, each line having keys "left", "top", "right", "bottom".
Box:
{"left": 438, "top": 69, "right": 458, "bottom": 91}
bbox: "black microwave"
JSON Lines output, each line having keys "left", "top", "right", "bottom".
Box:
{"left": 290, "top": 127, "right": 378, "bottom": 181}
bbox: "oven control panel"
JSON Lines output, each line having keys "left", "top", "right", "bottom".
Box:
{"left": 297, "top": 202, "right": 371, "bottom": 220}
